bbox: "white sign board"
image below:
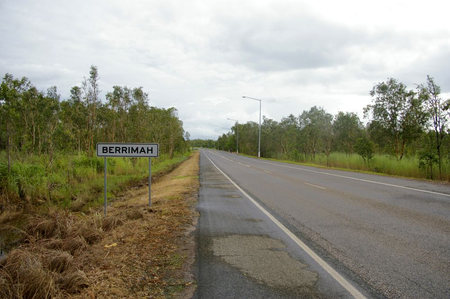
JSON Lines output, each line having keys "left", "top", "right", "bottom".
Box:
{"left": 97, "top": 143, "right": 159, "bottom": 157}
{"left": 96, "top": 142, "right": 159, "bottom": 215}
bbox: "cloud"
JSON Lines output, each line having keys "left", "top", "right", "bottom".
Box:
{"left": 203, "top": 7, "right": 361, "bottom": 72}
{"left": 1, "top": 0, "right": 450, "bottom": 139}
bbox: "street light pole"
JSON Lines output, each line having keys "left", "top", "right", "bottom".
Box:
{"left": 227, "top": 118, "right": 239, "bottom": 154}
{"left": 242, "top": 96, "right": 261, "bottom": 158}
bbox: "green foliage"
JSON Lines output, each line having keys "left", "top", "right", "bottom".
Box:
{"left": 1, "top": 68, "right": 187, "bottom": 159}
{"left": 0, "top": 161, "right": 46, "bottom": 201}
{"left": 0, "top": 66, "right": 190, "bottom": 209}
{"left": 354, "top": 137, "right": 374, "bottom": 167}
{"left": 333, "top": 112, "right": 364, "bottom": 154}
{"left": 417, "top": 75, "right": 449, "bottom": 179}
{"left": 418, "top": 151, "right": 438, "bottom": 179}
{"left": 365, "top": 78, "right": 427, "bottom": 160}
{"left": 218, "top": 76, "right": 449, "bottom": 181}
{"left": 0, "top": 151, "right": 190, "bottom": 210}
{"left": 190, "top": 139, "right": 216, "bottom": 149}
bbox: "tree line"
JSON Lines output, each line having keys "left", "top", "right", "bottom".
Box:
{"left": 216, "top": 76, "right": 450, "bottom": 180}
{"left": 0, "top": 65, "right": 188, "bottom": 170}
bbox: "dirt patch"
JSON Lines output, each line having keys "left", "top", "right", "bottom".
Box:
{"left": 0, "top": 152, "right": 199, "bottom": 299}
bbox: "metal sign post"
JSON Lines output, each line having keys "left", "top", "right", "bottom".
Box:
{"left": 149, "top": 158, "right": 152, "bottom": 206}
{"left": 97, "top": 143, "right": 159, "bottom": 216}
{"left": 104, "top": 157, "right": 107, "bottom": 216}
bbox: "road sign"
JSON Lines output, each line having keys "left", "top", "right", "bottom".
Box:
{"left": 96, "top": 143, "right": 159, "bottom": 216}
{"left": 96, "top": 143, "right": 159, "bottom": 157}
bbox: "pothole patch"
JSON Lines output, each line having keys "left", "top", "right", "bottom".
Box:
{"left": 223, "top": 195, "right": 242, "bottom": 198}
{"left": 212, "top": 235, "right": 318, "bottom": 289}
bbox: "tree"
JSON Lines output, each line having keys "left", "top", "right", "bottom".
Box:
{"left": 365, "top": 78, "right": 427, "bottom": 160}
{"left": 82, "top": 65, "right": 101, "bottom": 156}
{"left": 57, "top": 86, "right": 88, "bottom": 152}
{"left": 105, "top": 86, "right": 132, "bottom": 142}
{"left": 261, "top": 117, "right": 279, "bottom": 158}
{"left": 0, "top": 74, "right": 28, "bottom": 172}
{"left": 417, "top": 76, "right": 448, "bottom": 179}
{"left": 298, "top": 106, "right": 332, "bottom": 162}
{"left": 354, "top": 137, "right": 374, "bottom": 168}
{"left": 333, "top": 112, "right": 363, "bottom": 154}
{"left": 279, "top": 115, "right": 299, "bottom": 160}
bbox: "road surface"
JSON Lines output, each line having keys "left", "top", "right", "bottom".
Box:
{"left": 193, "top": 150, "right": 450, "bottom": 298}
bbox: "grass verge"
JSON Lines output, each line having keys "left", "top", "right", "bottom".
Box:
{"left": 239, "top": 151, "right": 450, "bottom": 182}
{"left": 0, "top": 151, "right": 199, "bottom": 298}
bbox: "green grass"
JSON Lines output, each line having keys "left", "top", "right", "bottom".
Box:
{"left": 240, "top": 151, "right": 449, "bottom": 181}
{"left": 0, "top": 151, "right": 192, "bottom": 211}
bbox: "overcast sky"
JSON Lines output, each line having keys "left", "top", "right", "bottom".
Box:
{"left": 1, "top": 0, "right": 449, "bottom": 140}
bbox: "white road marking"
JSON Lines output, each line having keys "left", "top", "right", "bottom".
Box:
{"left": 304, "top": 182, "right": 326, "bottom": 190}
{"left": 203, "top": 151, "right": 367, "bottom": 299}
{"left": 238, "top": 162, "right": 251, "bottom": 167}
{"left": 264, "top": 170, "right": 272, "bottom": 174}
{"left": 257, "top": 160, "right": 450, "bottom": 198}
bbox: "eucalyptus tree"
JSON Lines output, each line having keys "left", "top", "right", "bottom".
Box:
{"left": 279, "top": 114, "right": 299, "bottom": 160}
{"left": 298, "top": 106, "right": 332, "bottom": 161}
{"left": 0, "top": 74, "right": 28, "bottom": 171}
{"left": 82, "top": 65, "right": 101, "bottom": 156}
{"left": 40, "top": 87, "right": 60, "bottom": 159}
{"left": 239, "top": 122, "right": 259, "bottom": 156}
{"left": 105, "top": 86, "right": 133, "bottom": 142}
{"left": 417, "top": 76, "right": 448, "bottom": 179}
{"left": 128, "top": 87, "right": 150, "bottom": 143}
{"left": 261, "top": 116, "right": 279, "bottom": 158}
{"left": 216, "top": 133, "right": 229, "bottom": 151}
{"left": 57, "top": 86, "right": 88, "bottom": 152}
{"left": 333, "top": 112, "right": 364, "bottom": 154}
{"left": 365, "top": 78, "right": 427, "bottom": 160}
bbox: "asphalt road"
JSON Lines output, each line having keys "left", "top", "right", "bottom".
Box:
{"left": 193, "top": 149, "right": 450, "bottom": 299}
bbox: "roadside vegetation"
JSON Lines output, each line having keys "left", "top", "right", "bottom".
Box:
{"left": 0, "top": 65, "right": 189, "bottom": 210}
{"left": 0, "top": 66, "right": 195, "bottom": 298}
{"left": 214, "top": 76, "right": 450, "bottom": 181}
{"left": 0, "top": 152, "right": 198, "bottom": 298}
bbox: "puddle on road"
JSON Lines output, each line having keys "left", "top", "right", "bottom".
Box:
{"left": 212, "top": 235, "right": 318, "bottom": 289}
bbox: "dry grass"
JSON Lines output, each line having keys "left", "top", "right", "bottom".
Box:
{"left": 1, "top": 249, "right": 57, "bottom": 299}
{"left": 70, "top": 151, "right": 199, "bottom": 299}
{"left": 0, "top": 151, "right": 199, "bottom": 299}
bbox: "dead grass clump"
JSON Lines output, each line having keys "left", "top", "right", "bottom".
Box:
{"left": 38, "top": 238, "right": 64, "bottom": 250}
{"left": 102, "top": 216, "right": 124, "bottom": 232}
{"left": 43, "top": 250, "right": 73, "bottom": 273}
{"left": 69, "top": 192, "right": 90, "bottom": 212}
{"left": 86, "top": 212, "right": 103, "bottom": 230}
{"left": 1, "top": 246, "right": 88, "bottom": 297}
{"left": 26, "top": 210, "right": 76, "bottom": 240}
{"left": 58, "top": 270, "right": 89, "bottom": 294}
{"left": 26, "top": 215, "right": 56, "bottom": 239}
{"left": 125, "top": 209, "right": 144, "bottom": 220}
{"left": 1, "top": 249, "right": 57, "bottom": 299}
{"left": 0, "top": 210, "right": 24, "bottom": 225}
{"left": 61, "top": 236, "right": 88, "bottom": 255}
{"left": 0, "top": 273, "right": 14, "bottom": 299}
{"left": 78, "top": 226, "right": 102, "bottom": 245}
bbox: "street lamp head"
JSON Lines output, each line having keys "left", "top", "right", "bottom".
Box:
{"left": 243, "top": 95, "right": 261, "bottom": 102}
